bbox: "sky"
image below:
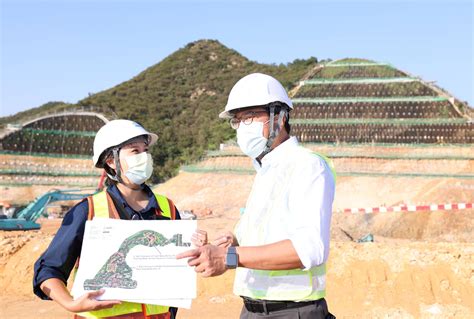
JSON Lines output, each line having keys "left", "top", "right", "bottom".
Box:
{"left": 1, "top": 0, "right": 473, "bottom": 117}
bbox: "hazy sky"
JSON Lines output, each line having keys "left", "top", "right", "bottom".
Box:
{"left": 1, "top": 0, "right": 473, "bottom": 117}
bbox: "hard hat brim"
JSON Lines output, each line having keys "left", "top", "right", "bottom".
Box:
{"left": 148, "top": 133, "right": 158, "bottom": 146}
{"left": 219, "top": 109, "right": 233, "bottom": 119}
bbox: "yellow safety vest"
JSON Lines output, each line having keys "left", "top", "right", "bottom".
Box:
{"left": 75, "top": 190, "right": 176, "bottom": 319}
{"left": 234, "top": 151, "right": 334, "bottom": 301}
{"left": 313, "top": 152, "right": 337, "bottom": 182}
{"left": 233, "top": 264, "right": 327, "bottom": 301}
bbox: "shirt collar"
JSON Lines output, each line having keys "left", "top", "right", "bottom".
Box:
{"left": 107, "top": 183, "right": 159, "bottom": 214}
{"left": 252, "top": 136, "right": 299, "bottom": 172}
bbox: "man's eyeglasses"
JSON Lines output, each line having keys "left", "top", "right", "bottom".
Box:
{"left": 229, "top": 111, "right": 268, "bottom": 130}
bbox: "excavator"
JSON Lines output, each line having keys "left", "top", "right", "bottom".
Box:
{"left": 0, "top": 172, "right": 105, "bottom": 231}
{"left": 0, "top": 189, "right": 94, "bottom": 230}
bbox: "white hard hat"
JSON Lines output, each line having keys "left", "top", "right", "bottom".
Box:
{"left": 219, "top": 73, "right": 293, "bottom": 119}
{"left": 93, "top": 119, "right": 158, "bottom": 167}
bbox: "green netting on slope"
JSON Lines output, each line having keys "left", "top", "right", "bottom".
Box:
{"left": 302, "top": 77, "right": 417, "bottom": 85}
{"left": 180, "top": 166, "right": 474, "bottom": 179}
{"left": 204, "top": 152, "right": 473, "bottom": 161}
{"left": 23, "top": 113, "right": 106, "bottom": 132}
{"left": 301, "top": 142, "right": 474, "bottom": 148}
{"left": 206, "top": 151, "right": 245, "bottom": 158}
{"left": 292, "top": 96, "right": 448, "bottom": 104}
{"left": 1, "top": 130, "right": 94, "bottom": 155}
{"left": 293, "top": 125, "right": 473, "bottom": 143}
{"left": 312, "top": 65, "right": 405, "bottom": 79}
{"left": 325, "top": 62, "right": 392, "bottom": 67}
{"left": 326, "top": 58, "right": 373, "bottom": 64}
{"left": 181, "top": 166, "right": 254, "bottom": 175}
{"left": 337, "top": 172, "right": 474, "bottom": 179}
{"left": 208, "top": 143, "right": 474, "bottom": 153}
{"left": 0, "top": 169, "right": 100, "bottom": 177}
{"left": 295, "top": 82, "right": 437, "bottom": 98}
{"left": 0, "top": 150, "right": 91, "bottom": 159}
{"left": 0, "top": 180, "right": 97, "bottom": 187}
{"left": 290, "top": 118, "right": 468, "bottom": 125}
{"left": 292, "top": 100, "right": 457, "bottom": 119}
{"left": 22, "top": 128, "right": 97, "bottom": 137}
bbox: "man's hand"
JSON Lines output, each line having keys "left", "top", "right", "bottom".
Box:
{"left": 65, "top": 289, "right": 121, "bottom": 313}
{"left": 212, "top": 231, "right": 237, "bottom": 248}
{"left": 177, "top": 245, "right": 228, "bottom": 277}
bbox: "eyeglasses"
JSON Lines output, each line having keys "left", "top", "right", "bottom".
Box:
{"left": 229, "top": 111, "right": 268, "bottom": 129}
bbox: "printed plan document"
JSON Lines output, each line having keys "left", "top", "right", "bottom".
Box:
{"left": 71, "top": 219, "right": 197, "bottom": 308}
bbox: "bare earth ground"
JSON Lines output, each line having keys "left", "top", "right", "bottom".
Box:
{"left": 1, "top": 169, "right": 473, "bottom": 318}
{"left": 1, "top": 224, "right": 473, "bottom": 318}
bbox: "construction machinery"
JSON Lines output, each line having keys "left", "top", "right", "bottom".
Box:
{"left": 0, "top": 189, "right": 94, "bottom": 230}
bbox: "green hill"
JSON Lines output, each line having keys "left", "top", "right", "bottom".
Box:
{"left": 79, "top": 40, "right": 318, "bottom": 181}
{"left": 1, "top": 39, "right": 319, "bottom": 182}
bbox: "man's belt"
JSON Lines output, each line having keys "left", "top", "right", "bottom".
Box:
{"left": 242, "top": 296, "right": 322, "bottom": 314}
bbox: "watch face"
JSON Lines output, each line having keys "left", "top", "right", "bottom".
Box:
{"left": 226, "top": 253, "right": 238, "bottom": 269}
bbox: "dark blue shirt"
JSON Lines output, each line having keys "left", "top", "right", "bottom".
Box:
{"left": 33, "top": 184, "right": 181, "bottom": 309}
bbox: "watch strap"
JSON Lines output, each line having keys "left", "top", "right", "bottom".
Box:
{"left": 225, "top": 246, "right": 238, "bottom": 269}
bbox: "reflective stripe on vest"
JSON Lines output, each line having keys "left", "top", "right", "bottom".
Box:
{"left": 233, "top": 263, "right": 326, "bottom": 301}
{"left": 76, "top": 190, "right": 174, "bottom": 318}
{"left": 91, "top": 191, "right": 173, "bottom": 219}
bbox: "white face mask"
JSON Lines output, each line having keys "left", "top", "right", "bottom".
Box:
{"left": 123, "top": 152, "right": 153, "bottom": 185}
{"left": 237, "top": 121, "right": 268, "bottom": 158}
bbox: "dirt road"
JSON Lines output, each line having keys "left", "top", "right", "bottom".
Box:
{"left": 1, "top": 219, "right": 473, "bottom": 318}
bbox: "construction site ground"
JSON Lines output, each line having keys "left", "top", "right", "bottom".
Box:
{"left": 1, "top": 166, "right": 473, "bottom": 318}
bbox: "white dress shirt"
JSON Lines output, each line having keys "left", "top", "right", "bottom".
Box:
{"left": 234, "top": 136, "right": 335, "bottom": 270}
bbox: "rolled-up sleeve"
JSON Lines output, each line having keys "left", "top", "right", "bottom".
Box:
{"left": 287, "top": 157, "right": 335, "bottom": 270}
{"left": 33, "top": 200, "right": 88, "bottom": 299}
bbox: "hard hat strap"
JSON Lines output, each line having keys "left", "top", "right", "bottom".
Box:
{"left": 269, "top": 105, "right": 275, "bottom": 140}
{"left": 260, "top": 106, "right": 275, "bottom": 157}
{"left": 112, "top": 147, "right": 124, "bottom": 184}
{"left": 277, "top": 108, "right": 287, "bottom": 132}
{"left": 260, "top": 104, "right": 287, "bottom": 158}
{"left": 111, "top": 148, "right": 145, "bottom": 190}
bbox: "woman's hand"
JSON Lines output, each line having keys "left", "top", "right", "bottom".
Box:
{"left": 40, "top": 278, "right": 121, "bottom": 314}
{"left": 65, "top": 289, "right": 121, "bottom": 313}
{"left": 191, "top": 229, "right": 208, "bottom": 247}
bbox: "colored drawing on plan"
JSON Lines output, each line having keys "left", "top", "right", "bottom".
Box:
{"left": 84, "top": 230, "right": 190, "bottom": 290}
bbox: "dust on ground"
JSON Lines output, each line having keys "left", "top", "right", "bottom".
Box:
{"left": 1, "top": 224, "right": 473, "bottom": 318}
{"left": 1, "top": 168, "right": 473, "bottom": 318}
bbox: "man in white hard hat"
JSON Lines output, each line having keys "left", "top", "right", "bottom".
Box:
{"left": 34, "top": 119, "right": 206, "bottom": 319}
{"left": 178, "top": 73, "right": 336, "bottom": 318}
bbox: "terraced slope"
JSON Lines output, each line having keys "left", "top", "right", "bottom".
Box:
{"left": 290, "top": 58, "right": 473, "bottom": 144}
{"left": 0, "top": 112, "right": 108, "bottom": 156}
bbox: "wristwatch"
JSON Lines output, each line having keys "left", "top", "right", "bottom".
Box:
{"left": 225, "top": 246, "right": 239, "bottom": 269}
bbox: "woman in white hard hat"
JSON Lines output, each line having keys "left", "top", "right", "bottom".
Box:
{"left": 33, "top": 119, "right": 205, "bottom": 319}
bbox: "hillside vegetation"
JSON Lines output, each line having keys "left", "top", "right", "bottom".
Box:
{"left": 2, "top": 40, "right": 318, "bottom": 182}
{"left": 0, "top": 102, "right": 72, "bottom": 127}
